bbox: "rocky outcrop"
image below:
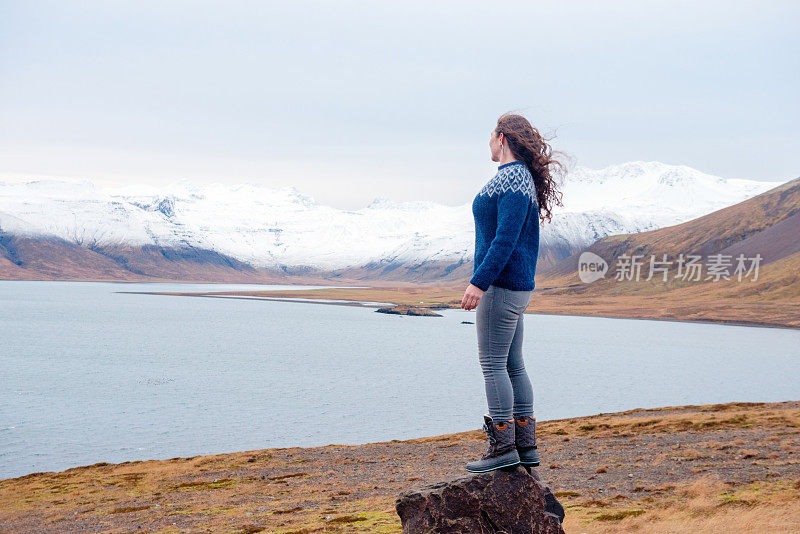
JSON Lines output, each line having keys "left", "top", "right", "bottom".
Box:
{"left": 395, "top": 466, "right": 565, "bottom": 533}
{"left": 376, "top": 305, "right": 443, "bottom": 316}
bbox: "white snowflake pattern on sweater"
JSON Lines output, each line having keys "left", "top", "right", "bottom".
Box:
{"left": 478, "top": 162, "right": 537, "bottom": 203}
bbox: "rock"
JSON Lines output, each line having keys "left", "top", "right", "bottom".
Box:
{"left": 376, "top": 305, "right": 442, "bottom": 317}
{"left": 395, "top": 466, "right": 565, "bottom": 533}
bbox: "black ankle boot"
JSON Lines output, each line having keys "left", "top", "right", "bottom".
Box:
{"left": 465, "top": 414, "right": 520, "bottom": 473}
{"left": 513, "top": 414, "right": 540, "bottom": 467}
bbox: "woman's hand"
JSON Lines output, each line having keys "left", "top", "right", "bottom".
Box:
{"left": 461, "top": 284, "right": 484, "bottom": 311}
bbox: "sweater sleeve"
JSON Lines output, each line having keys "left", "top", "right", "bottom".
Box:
{"left": 469, "top": 190, "right": 530, "bottom": 291}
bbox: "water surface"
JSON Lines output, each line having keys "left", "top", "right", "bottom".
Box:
{"left": 2, "top": 280, "right": 798, "bottom": 479}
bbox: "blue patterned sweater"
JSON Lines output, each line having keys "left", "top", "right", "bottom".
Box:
{"left": 470, "top": 160, "right": 540, "bottom": 291}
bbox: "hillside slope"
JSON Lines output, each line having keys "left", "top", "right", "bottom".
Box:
{"left": 539, "top": 176, "right": 800, "bottom": 292}
{"left": 527, "top": 177, "right": 800, "bottom": 327}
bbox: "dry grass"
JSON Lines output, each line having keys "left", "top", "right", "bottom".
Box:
{"left": 534, "top": 401, "right": 800, "bottom": 440}
{"left": 563, "top": 476, "right": 800, "bottom": 533}
{"left": 1, "top": 401, "right": 798, "bottom": 533}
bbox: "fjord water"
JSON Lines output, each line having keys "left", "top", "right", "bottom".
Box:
{"left": 2, "top": 280, "right": 798, "bottom": 479}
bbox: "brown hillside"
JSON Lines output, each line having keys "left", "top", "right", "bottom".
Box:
{"left": 539, "top": 176, "right": 800, "bottom": 295}
{"left": 503, "top": 176, "right": 800, "bottom": 327}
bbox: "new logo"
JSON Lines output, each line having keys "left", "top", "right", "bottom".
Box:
{"left": 578, "top": 251, "right": 608, "bottom": 283}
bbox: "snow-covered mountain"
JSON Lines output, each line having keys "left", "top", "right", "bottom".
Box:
{"left": 0, "top": 161, "right": 786, "bottom": 278}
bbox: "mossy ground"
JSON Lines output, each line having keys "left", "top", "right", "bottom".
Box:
{"left": 2, "top": 401, "right": 798, "bottom": 532}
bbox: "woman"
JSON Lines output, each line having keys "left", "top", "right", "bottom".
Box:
{"left": 461, "top": 112, "right": 564, "bottom": 473}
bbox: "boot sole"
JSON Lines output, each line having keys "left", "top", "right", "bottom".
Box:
{"left": 520, "top": 461, "right": 540, "bottom": 466}
{"left": 464, "top": 459, "right": 520, "bottom": 473}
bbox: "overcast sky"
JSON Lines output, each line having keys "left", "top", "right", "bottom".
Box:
{"left": 1, "top": 1, "right": 797, "bottom": 209}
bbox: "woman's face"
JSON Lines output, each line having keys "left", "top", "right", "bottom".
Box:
{"left": 489, "top": 128, "right": 502, "bottom": 162}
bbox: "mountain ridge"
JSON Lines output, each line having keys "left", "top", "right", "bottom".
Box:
{"left": 0, "top": 161, "right": 788, "bottom": 283}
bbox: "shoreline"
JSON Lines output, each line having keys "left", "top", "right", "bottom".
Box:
{"left": 5, "top": 399, "right": 798, "bottom": 483}
{"left": 118, "top": 291, "right": 396, "bottom": 308}
{"left": 133, "top": 289, "right": 800, "bottom": 331}
{"left": 2, "top": 400, "right": 798, "bottom": 533}
{"left": 5, "top": 278, "right": 798, "bottom": 330}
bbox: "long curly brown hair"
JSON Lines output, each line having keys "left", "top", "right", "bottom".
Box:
{"left": 495, "top": 112, "right": 567, "bottom": 223}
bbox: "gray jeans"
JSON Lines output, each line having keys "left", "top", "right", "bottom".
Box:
{"left": 476, "top": 284, "right": 535, "bottom": 420}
